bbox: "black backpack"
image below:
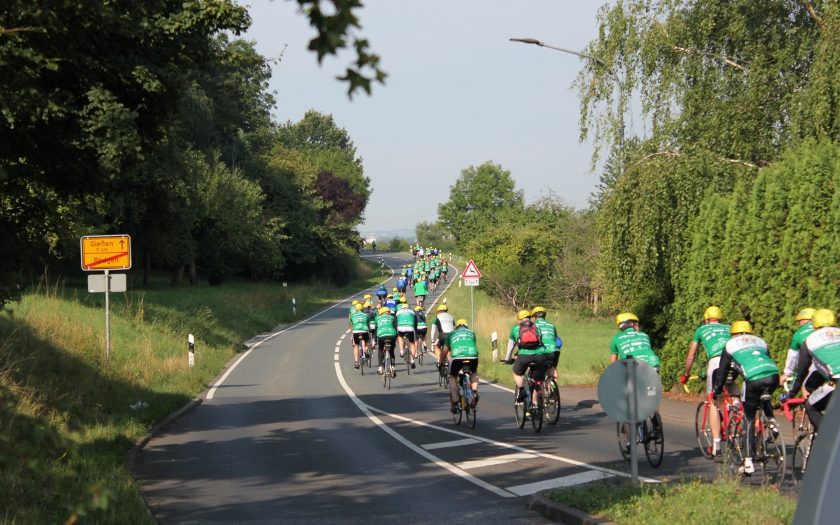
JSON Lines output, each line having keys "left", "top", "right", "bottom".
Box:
{"left": 517, "top": 319, "right": 541, "bottom": 349}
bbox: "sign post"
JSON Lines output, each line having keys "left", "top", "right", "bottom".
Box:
{"left": 81, "top": 235, "right": 132, "bottom": 358}
{"left": 461, "top": 259, "right": 482, "bottom": 328}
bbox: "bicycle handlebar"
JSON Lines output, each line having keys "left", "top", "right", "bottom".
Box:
{"left": 781, "top": 397, "right": 806, "bottom": 422}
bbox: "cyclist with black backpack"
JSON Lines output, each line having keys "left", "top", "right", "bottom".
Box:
{"left": 503, "top": 309, "right": 547, "bottom": 404}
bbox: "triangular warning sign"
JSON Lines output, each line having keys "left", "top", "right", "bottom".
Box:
{"left": 462, "top": 259, "right": 482, "bottom": 279}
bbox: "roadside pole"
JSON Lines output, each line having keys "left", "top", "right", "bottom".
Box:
{"left": 461, "top": 259, "right": 482, "bottom": 329}
{"left": 104, "top": 269, "right": 111, "bottom": 358}
{"left": 81, "top": 234, "right": 131, "bottom": 359}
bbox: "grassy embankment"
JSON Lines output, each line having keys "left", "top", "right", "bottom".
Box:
{"left": 0, "top": 261, "right": 382, "bottom": 524}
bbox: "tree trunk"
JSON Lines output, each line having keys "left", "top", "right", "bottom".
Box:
{"left": 188, "top": 259, "right": 198, "bottom": 286}
{"left": 170, "top": 265, "right": 184, "bottom": 286}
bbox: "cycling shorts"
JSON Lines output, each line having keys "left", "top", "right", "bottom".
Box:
{"left": 416, "top": 328, "right": 427, "bottom": 338}
{"left": 352, "top": 332, "right": 370, "bottom": 345}
{"left": 436, "top": 334, "right": 450, "bottom": 348}
{"left": 378, "top": 335, "right": 396, "bottom": 352}
{"left": 397, "top": 286, "right": 406, "bottom": 293}
{"left": 397, "top": 330, "right": 415, "bottom": 343}
{"left": 449, "top": 357, "right": 478, "bottom": 377}
{"left": 513, "top": 353, "right": 548, "bottom": 381}
{"left": 547, "top": 350, "right": 560, "bottom": 368}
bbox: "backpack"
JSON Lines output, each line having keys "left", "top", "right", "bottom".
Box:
{"left": 517, "top": 319, "right": 541, "bottom": 349}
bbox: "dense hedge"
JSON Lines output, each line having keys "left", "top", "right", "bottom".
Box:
{"left": 660, "top": 140, "right": 840, "bottom": 381}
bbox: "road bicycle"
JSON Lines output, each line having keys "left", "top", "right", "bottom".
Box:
{"left": 452, "top": 363, "right": 477, "bottom": 428}
{"left": 438, "top": 355, "right": 449, "bottom": 388}
{"left": 514, "top": 366, "right": 545, "bottom": 433}
{"left": 783, "top": 396, "right": 815, "bottom": 486}
{"left": 415, "top": 338, "right": 427, "bottom": 367}
{"left": 543, "top": 375, "right": 561, "bottom": 425}
{"left": 696, "top": 390, "right": 743, "bottom": 459}
{"left": 358, "top": 339, "right": 371, "bottom": 375}
{"left": 616, "top": 412, "right": 664, "bottom": 467}
{"left": 726, "top": 391, "right": 785, "bottom": 485}
{"left": 399, "top": 336, "right": 412, "bottom": 376}
{"left": 380, "top": 340, "right": 396, "bottom": 390}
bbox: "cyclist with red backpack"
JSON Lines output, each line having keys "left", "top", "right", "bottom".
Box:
{"left": 503, "top": 309, "right": 547, "bottom": 404}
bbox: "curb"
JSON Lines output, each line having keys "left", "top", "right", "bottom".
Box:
{"left": 529, "top": 493, "right": 616, "bottom": 525}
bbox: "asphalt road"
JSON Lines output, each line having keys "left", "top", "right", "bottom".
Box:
{"left": 135, "top": 252, "right": 735, "bottom": 524}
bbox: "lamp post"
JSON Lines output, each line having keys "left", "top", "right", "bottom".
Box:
{"left": 510, "top": 37, "right": 625, "bottom": 148}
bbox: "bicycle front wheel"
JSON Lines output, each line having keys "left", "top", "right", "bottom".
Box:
{"left": 760, "top": 421, "right": 785, "bottom": 486}
{"left": 791, "top": 433, "right": 813, "bottom": 486}
{"left": 544, "top": 380, "right": 560, "bottom": 425}
{"left": 695, "top": 401, "right": 719, "bottom": 460}
{"left": 616, "top": 423, "right": 631, "bottom": 461}
{"left": 514, "top": 393, "right": 526, "bottom": 429}
{"left": 465, "top": 388, "right": 476, "bottom": 429}
{"left": 725, "top": 418, "right": 745, "bottom": 476}
{"left": 644, "top": 413, "right": 664, "bottom": 468}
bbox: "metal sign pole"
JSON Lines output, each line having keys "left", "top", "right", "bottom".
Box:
{"left": 104, "top": 269, "right": 111, "bottom": 359}
{"left": 628, "top": 359, "right": 639, "bottom": 483}
{"left": 470, "top": 285, "right": 474, "bottom": 328}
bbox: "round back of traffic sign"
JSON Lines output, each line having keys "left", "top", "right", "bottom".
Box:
{"left": 597, "top": 359, "right": 662, "bottom": 423}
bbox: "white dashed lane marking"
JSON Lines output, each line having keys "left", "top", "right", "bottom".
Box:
{"left": 506, "top": 471, "right": 612, "bottom": 496}
{"left": 422, "top": 438, "right": 480, "bottom": 450}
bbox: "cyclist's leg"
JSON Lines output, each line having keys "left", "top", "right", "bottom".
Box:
{"left": 448, "top": 357, "right": 461, "bottom": 407}
{"left": 742, "top": 380, "right": 762, "bottom": 468}
{"left": 468, "top": 357, "right": 480, "bottom": 396}
{"left": 531, "top": 355, "right": 548, "bottom": 406}
{"left": 511, "top": 354, "right": 528, "bottom": 401}
{"left": 707, "top": 361, "right": 723, "bottom": 450}
{"left": 377, "top": 336, "right": 387, "bottom": 372}
{"left": 352, "top": 333, "right": 360, "bottom": 365}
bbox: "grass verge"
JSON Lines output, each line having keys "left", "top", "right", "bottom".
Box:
{"left": 547, "top": 477, "right": 795, "bottom": 525}
{"left": 0, "top": 259, "right": 382, "bottom": 524}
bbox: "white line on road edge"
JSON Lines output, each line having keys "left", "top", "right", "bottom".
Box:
{"left": 506, "top": 470, "right": 612, "bottom": 496}
{"left": 333, "top": 362, "right": 514, "bottom": 498}
{"left": 206, "top": 259, "right": 396, "bottom": 400}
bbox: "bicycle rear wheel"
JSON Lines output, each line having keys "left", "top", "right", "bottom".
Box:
{"left": 643, "top": 413, "right": 664, "bottom": 468}
{"left": 695, "top": 401, "right": 719, "bottom": 459}
{"left": 453, "top": 392, "right": 463, "bottom": 425}
{"left": 791, "top": 433, "right": 813, "bottom": 486}
{"left": 760, "top": 420, "right": 785, "bottom": 486}
{"left": 530, "top": 392, "right": 543, "bottom": 433}
{"left": 544, "top": 380, "right": 560, "bottom": 425}
{"left": 616, "top": 423, "right": 631, "bottom": 461}
{"left": 404, "top": 343, "right": 411, "bottom": 375}
{"left": 465, "top": 393, "right": 477, "bottom": 429}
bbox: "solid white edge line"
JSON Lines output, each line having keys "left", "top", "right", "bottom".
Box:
{"left": 333, "top": 361, "right": 514, "bottom": 498}
{"left": 206, "top": 257, "right": 396, "bottom": 400}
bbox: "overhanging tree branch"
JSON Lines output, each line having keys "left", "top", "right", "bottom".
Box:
{"left": 799, "top": 0, "right": 825, "bottom": 30}
{"left": 672, "top": 45, "right": 748, "bottom": 71}
{"left": 627, "top": 150, "right": 762, "bottom": 172}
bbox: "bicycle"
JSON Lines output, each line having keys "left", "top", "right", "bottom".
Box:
{"left": 726, "top": 391, "right": 785, "bottom": 484}
{"left": 452, "top": 363, "right": 477, "bottom": 428}
{"left": 381, "top": 340, "right": 395, "bottom": 390}
{"left": 358, "top": 340, "right": 371, "bottom": 375}
{"left": 543, "top": 376, "right": 561, "bottom": 425}
{"left": 616, "top": 412, "right": 664, "bottom": 467}
{"left": 399, "top": 336, "right": 412, "bottom": 376}
{"left": 514, "top": 367, "right": 544, "bottom": 433}
{"left": 696, "top": 390, "right": 743, "bottom": 459}
{"left": 783, "top": 397, "right": 815, "bottom": 486}
{"left": 416, "top": 339, "right": 427, "bottom": 367}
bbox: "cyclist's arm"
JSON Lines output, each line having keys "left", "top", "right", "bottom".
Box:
{"left": 610, "top": 353, "right": 618, "bottom": 364}
{"left": 504, "top": 338, "right": 516, "bottom": 361}
{"left": 789, "top": 343, "right": 813, "bottom": 396}
{"left": 683, "top": 340, "right": 699, "bottom": 377}
{"left": 431, "top": 319, "right": 440, "bottom": 341}
{"left": 713, "top": 351, "right": 732, "bottom": 395}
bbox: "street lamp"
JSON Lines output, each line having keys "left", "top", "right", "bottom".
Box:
{"left": 510, "top": 37, "right": 625, "bottom": 148}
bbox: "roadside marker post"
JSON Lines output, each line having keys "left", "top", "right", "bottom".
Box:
{"left": 491, "top": 331, "right": 498, "bottom": 362}
{"left": 188, "top": 334, "right": 195, "bottom": 368}
{"left": 81, "top": 234, "right": 132, "bottom": 359}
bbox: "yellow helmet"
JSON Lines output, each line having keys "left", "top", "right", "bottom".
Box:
{"left": 363, "top": 294, "right": 371, "bottom": 300}
{"left": 387, "top": 293, "right": 393, "bottom": 299}
{"left": 615, "top": 312, "right": 639, "bottom": 326}
{"left": 731, "top": 320, "right": 753, "bottom": 334}
{"left": 415, "top": 305, "right": 424, "bottom": 312}
{"left": 354, "top": 304, "right": 363, "bottom": 311}
{"left": 399, "top": 296, "right": 407, "bottom": 303}
{"left": 352, "top": 300, "right": 359, "bottom": 305}
{"left": 517, "top": 309, "right": 531, "bottom": 320}
{"left": 812, "top": 309, "right": 837, "bottom": 329}
{"left": 392, "top": 287, "right": 398, "bottom": 292}
{"left": 363, "top": 301, "right": 372, "bottom": 308}
{"left": 455, "top": 318, "right": 468, "bottom": 328}
{"left": 795, "top": 307, "right": 816, "bottom": 322}
{"left": 704, "top": 306, "right": 722, "bottom": 320}
{"left": 437, "top": 304, "right": 448, "bottom": 312}
{"left": 378, "top": 306, "right": 391, "bottom": 315}
{"left": 531, "top": 306, "right": 547, "bottom": 317}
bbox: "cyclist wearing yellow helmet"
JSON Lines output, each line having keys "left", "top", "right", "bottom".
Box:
{"left": 610, "top": 313, "right": 660, "bottom": 369}
{"left": 679, "top": 306, "right": 731, "bottom": 455}
{"left": 780, "top": 308, "right": 816, "bottom": 388}
{"left": 349, "top": 303, "right": 371, "bottom": 369}
{"left": 395, "top": 300, "right": 418, "bottom": 368}
{"left": 431, "top": 303, "right": 455, "bottom": 368}
{"left": 531, "top": 306, "right": 561, "bottom": 382}
{"left": 442, "top": 318, "right": 480, "bottom": 413}
{"left": 374, "top": 305, "right": 398, "bottom": 377}
{"left": 714, "top": 320, "right": 780, "bottom": 475}
{"left": 789, "top": 309, "right": 840, "bottom": 434}
{"left": 503, "top": 309, "right": 547, "bottom": 405}
{"left": 414, "top": 305, "right": 428, "bottom": 355}
{"left": 413, "top": 273, "right": 428, "bottom": 308}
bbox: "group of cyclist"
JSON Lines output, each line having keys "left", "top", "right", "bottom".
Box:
{"left": 673, "top": 305, "right": 840, "bottom": 475}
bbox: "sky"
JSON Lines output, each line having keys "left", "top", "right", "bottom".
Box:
{"left": 242, "top": 1, "right": 611, "bottom": 237}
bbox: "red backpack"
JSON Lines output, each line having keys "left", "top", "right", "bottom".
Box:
{"left": 517, "top": 319, "right": 541, "bottom": 349}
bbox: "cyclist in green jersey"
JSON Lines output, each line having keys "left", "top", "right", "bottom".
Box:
{"left": 715, "top": 320, "right": 780, "bottom": 475}
{"left": 443, "top": 319, "right": 480, "bottom": 413}
{"left": 414, "top": 305, "right": 428, "bottom": 354}
{"left": 679, "top": 306, "right": 732, "bottom": 455}
{"left": 789, "top": 309, "right": 840, "bottom": 434}
{"left": 349, "top": 304, "right": 371, "bottom": 369}
{"left": 413, "top": 275, "right": 428, "bottom": 308}
{"left": 504, "top": 309, "right": 547, "bottom": 404}
{"left": 395, "top": 300, "right": 418, "bottom": 368}
{"left": 440, "top": 259, "right": 449, "bottom": 282}
{"left": 375, "top": 306, "right": 398, "bottom": 377}
{"left": 780, "top": 307, "right": 816, "bottom": 389}
{"left": 531, "top": 306, "right": 560, "bottom": 382}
